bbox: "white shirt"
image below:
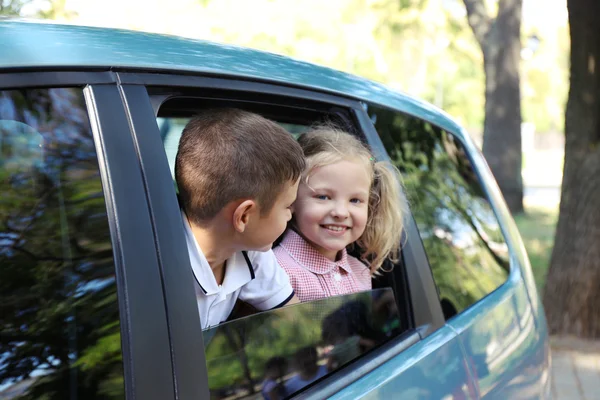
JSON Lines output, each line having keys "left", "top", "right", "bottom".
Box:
{"left": 182, "top": 211, "right": 294, "bottom": 329}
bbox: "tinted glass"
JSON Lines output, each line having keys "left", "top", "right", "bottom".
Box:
{"left": 367, "top": 104, "right": 509, "bottom": 317}
{"left": 0, "top": 89, "right": 124, "bottom": 399}
{"left": 203, "top": 288, "right": 401, "bottom": 399}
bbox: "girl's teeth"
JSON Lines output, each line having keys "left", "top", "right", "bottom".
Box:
{"left": 325, "top": 225, "right": 345, "bottom": 231}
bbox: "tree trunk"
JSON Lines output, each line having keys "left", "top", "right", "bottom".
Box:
{"left": 543, "top": 0, "right": 600, "bottom": 339}
{"left": 481, "top": 0, "right": 523, "bottom": 214}
{"left": 463, "top": 0, "right": 524, "bottom": 214}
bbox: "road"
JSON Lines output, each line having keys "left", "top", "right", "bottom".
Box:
{"left": 551, "top": 336, "right": 600, "bottom": 400}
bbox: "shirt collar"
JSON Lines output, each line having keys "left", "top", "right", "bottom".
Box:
{"left": 181, "top": 210, "right": 253, "bottom": 295}
{"left": 280, "top": 230, "right": 353, "bottom": 275}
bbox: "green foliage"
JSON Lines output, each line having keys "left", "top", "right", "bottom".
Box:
{"left": 0, "top": 0, "right": 76, "bottom": 19}
{"left": 195, "top": 0, "right": 565, "bottom": 134}
{"left": 36, "top": 0, "right": 77, "bottom": 20}
{"left": 0, "top": 0, "right": 34, "bottom": 16}
{"left": 18, "top": 0, "right": 567, "bottom": 135}
{"left": 189, "top": 0, "right": 489, "bottom": 130}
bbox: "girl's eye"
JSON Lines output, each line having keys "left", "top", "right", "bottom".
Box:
{"left": 350, "top": 198, "right": 362, "bottom": 204}
{"left": 316, "top": 195, "right": 329, "bottom": 200}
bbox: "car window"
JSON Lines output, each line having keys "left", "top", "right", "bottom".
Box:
{"left": 149, "top": 95, "right": 414, "bottom": 397}
{"left": 366, "top": 104, "right": 509, "bottom": 318}
{"left": 203, "top": 288, "right": 401, "bottom": 399}
{"left": 0, "top": 89, "right": 124, "bottom": 398}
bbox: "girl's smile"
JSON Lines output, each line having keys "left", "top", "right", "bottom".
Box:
{"left": 321, "top": 224, "right": 349, "bottom": 233}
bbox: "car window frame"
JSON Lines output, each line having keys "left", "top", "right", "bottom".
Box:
{"left": 117, "top": 71, "right": 446, "bottom": 399}
{"left": 0, "top": 71, "right": 176, "bottom": 400}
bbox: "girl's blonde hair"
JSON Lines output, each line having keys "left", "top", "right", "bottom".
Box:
{"left": 297, "top": 126, "right": 406, "bottom": 275}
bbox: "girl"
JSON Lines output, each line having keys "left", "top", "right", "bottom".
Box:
{"left": 274, "top": 126, "right": 405, "bottom": 302}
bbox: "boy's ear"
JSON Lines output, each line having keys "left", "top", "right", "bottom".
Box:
{"left": 232, "top": 199, "right": 258, "bottom": 233}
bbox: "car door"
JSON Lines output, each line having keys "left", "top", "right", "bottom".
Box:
{"left": 0, "top": 72, "right": 175, "bottom": 399}
{"left": 117, "top": 71, "right": 479, "bottom": 399}
{"left": 362, "top": 103, "right": 551, "bottom": 399}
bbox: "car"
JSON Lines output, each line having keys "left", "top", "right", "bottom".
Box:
{"left": 0, "top": 20, "right": 551, "bottom": 400}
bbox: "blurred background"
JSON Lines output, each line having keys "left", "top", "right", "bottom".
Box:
{"left": 1, "top": 0, "right": 586, "bottom": 335}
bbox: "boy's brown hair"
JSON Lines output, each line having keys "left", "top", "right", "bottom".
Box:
{"left": 175, "top": 108, "right": 305, "bottom": 225}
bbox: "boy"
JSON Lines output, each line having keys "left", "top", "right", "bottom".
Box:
{"left": 175, "top": 108, "right": 305, "bottom": 329}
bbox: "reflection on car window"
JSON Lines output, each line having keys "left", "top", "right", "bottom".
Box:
{"left": 202, "top": 288, "right": 401, "bottom": 399}
{"left": 367, "top": 104, "right": 509, "bottom": 317}
{"left": 0, "top": 89, "right": 124, "bottom": 398}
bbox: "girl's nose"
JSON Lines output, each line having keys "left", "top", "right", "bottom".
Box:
{"left": 331, "top": 202, "right": 349, "bottom": 218}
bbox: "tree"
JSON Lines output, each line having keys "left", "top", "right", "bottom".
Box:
{"left": 0, "top": 0, "right": 75, "bottom": 18}
{"left": 463, "top": 0, "right": 524, "bottom": 213}
{"left": 543, "top": 0, "right": 600, "bottom": 339}
{"left": 37, "top": 0, "right": 76, "bottom": 20}
{"left": 0, "top": 0, "right": 34, "bottom": 15}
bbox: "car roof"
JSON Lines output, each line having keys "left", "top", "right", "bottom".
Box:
{"left": 0, "top": 20, "right": 464, "bottom": 136}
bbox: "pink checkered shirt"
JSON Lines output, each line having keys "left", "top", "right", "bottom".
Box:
{"left": 273, "top": 230, "right": 372, "bottom": 302}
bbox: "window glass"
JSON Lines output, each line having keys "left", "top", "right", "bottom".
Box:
{"left": 203, "top": 288, "right": 401, "bottom": 399}
{"left": 367, "top": 104, "right": 509, "bottom": 317}
{"left": 0, "top": 89, "right": 124, "bottom": 399}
